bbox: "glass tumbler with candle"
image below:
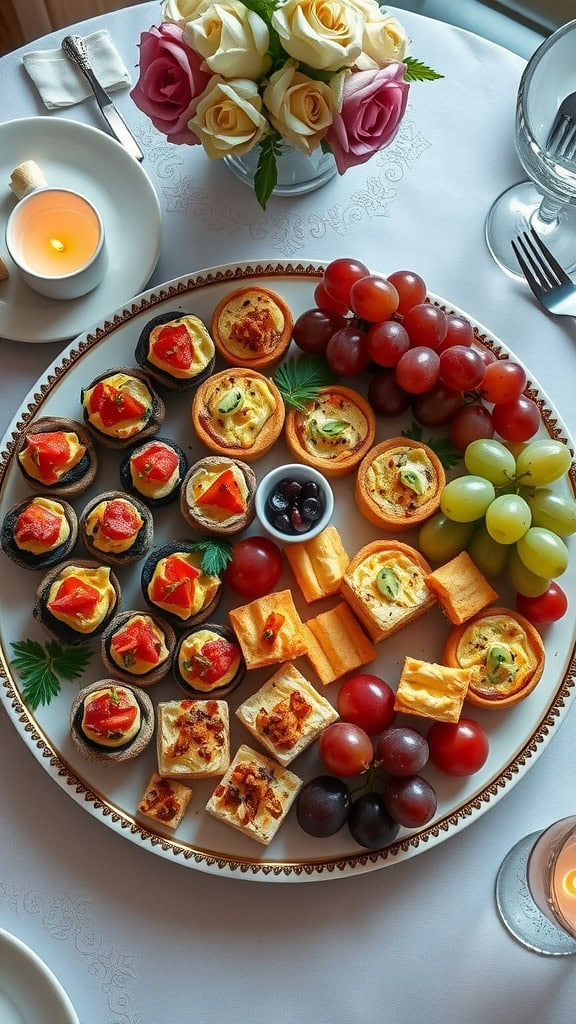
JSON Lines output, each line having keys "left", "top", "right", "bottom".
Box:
{"left": 496, "top": 815, "right": 576, "bottom": 956}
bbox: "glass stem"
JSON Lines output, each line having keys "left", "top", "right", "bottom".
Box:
{"left": 534, "top": 195, "right": 563, "bottom": 227}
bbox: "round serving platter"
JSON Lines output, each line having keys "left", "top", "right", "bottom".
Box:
{"left": 1, "top": 261, "right": 575, "bottom": 883}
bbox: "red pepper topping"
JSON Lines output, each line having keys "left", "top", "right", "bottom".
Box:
{"left": 151, "top": 322, "right": 194, "bottom": 370}
{"left": 150, "top": 555, "right": 200, "bottom": 611}
{"left": 83, "top": 688, "right": 138, "bottom": 737}
{"left": 261, "top": 611, "right": 285, "bottom": 643}
{"left": 188, "top": 637, "right": 240, "bottom": 685}
{"left": 88, "top": 381, "right": 146, "bottom": 427}
{"left": 48, "top": 575, "right": 100, "bottom": 617}
{"left": 24, "top": 432, "right": 72, "bottom": 484}
{"left": 196, "top": 469, "right": 245, "bottom": 514}
{"left": 131, "top": 442, "right": 179, "bottom": 483}
{"left": 111, "top": 618, "right": 162, "bottom": 666}
{"left": 14, "top": 502, "right": 62, "bottom": 546}
{"left": 101, "top": 499, "right": 143, "bottom": 541}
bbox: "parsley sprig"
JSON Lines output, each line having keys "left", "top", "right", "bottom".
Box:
{"left": 273, "top": 354, "right": 335, "bottom": 411}
{"left": 401, "top": 422, "right": 461, "bottom": 469}
{"left": 189, "top": 539, "right": 233, "bottom": 577}
{"left": 10, "top": 639, "right": 93, "bottom": 711}
{"left": 404, "top": 58, "right": 444, "bottom": 82}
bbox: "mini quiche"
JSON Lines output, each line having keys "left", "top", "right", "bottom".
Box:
{"left": 340, "top": 540, "right": 436, "bottom": 643}
{"left": 156, "top": 699, "right": 230, "bottom": 779}
{"left": 81, "top": 367, "right": 165, "bottom": 449}
{"left": 101, "top": 610, "right": 176, "bottom": 686}
{"left": 443, "top": 606, "right": 546, "bottom": 709}
{"left": 135, "top": 310, "right": 215, "bottom": 391}
{"left": 15, "top": 416, "right": 97, "bottom": 499}
{"left": 141, "top": 543, "right": 223, "bottom": 630}
{"left": 236, "top": 663, "right": 338, "bottom": 766}
{"left": 1, "top": 495, "right": 78, "bottom": 570}
{"left": 210, "top": 285, "right": 293, "bottom": 369}
{"left": 205, "top": 743, "right": 303, "bottom": 846}
{"left": 120, "top": 437, "right": 188, "bottom": 507}
{"left": 70, "top": 680, "right": 154, "bottom": 766}
{"left": 285, "top": 385, "right": 375, "bottom": 478}
{"left": 138, "top": 773, "right": 193, "bottom": 830}
{"left": 34, "top": 559, "right": 121, "bottom": 645}
{"left": 180, "top": 456, "right": 256, "bottom": 535}
{"left": 355, "top": 437, "right": 445, "bottom": 530}
{"left": 191, "top": 368, "right": 285, "bottom": 462}
{"left": 79, "top": 491, "right": 153, "bottom": 566}
{"left": 173, "top": 623, "right": 245, "bottom": 699}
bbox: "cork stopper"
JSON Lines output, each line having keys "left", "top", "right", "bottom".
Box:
{"left": 9, "top": 160, "right": 48, "bottom": 199}
{"left": 0, "top": 256, "right": 8, "bottom": 281}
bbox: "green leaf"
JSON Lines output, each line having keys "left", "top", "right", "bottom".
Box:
{"left": 254, "top": 135, "right": 282, "bottom": 211}
{"left": 404, "top": 57, "right": 444, "bottom": 82}
{"left": 273, "top": 355, "right": 335, "bottom": 411}
{"left": 189, "top": 539, "right": 233, "bottom": 577}
{"left": 10, "top": 638, "right": 93, "bottom": 711}
{"left": 401, "top": 421, "right": 461, "bottom": 469}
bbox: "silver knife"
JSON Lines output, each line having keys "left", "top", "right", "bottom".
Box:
{"left": 61, "top": 34, "right": 144, "bottom": 162}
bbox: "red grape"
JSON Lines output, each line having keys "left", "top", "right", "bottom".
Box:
{"left": 412, "top": 381, "right": 464, "bottom": 426}
{"left": 314, "top": 281, "right": 350, "bottom": 315}
{"left": 292, "top": 307, "right": 348, "bottom": 356}
{"left": 375, "top": 726, "right": 429, "bottom": 776}
{"left": 395, "top": 346, "right": 440, "bottom": 394}
{"left": 449, "top": 402, "right": 494, "bottom": 450}
{"left": 516, "top": 582, "right": 568, "bottom": 623}
{"left": 436, "top": 314, "right": 474, "bottom": 352}
{"left": 477, "top": 347, "right": 498, "bottom": 368}
{"left": 481, "top": 360, "right": 527, "bottom": 404}
{"left": 366, "top": 320, "right": 410, "bottom": 367}
{"left": 491, "top": 395, "right": 540, "bottom": 442}
{"left": 326, "top": 326, "right": 370, "bottom": 375}
{"left": 439, "top": 346, "right": 486, "bottom": 390}
{"left": 337, "top": 674, "right": 395, "bottom": 735}
{"left": 382, "top": 775, "right": 437, "bottom": 827}
{"left": 323, "top": 258, "right": 370, "bottom": 306}
{"left": 403, "top": 303, "right": 448, "bottom": 350}
{"left": 223, "top": 537, "right": 283, "bottom": 598}
{"left": 349, "top": 275, "right": 399, "bottom": 322}
{"left": 296, "top": 776, "right": 351, "bottom": 837}
{"left": 427, "top": 719, "right": 489, "bottom": 776}
{"left": 348, "top": 792, "right": 400, "bottom": 849}
{"left": 387, "top": 270, "right": 427, "bottom": 314}
{"left": 368, "top": 369, "right": 411, "bottom": 417}
{"left": 318, "top": 722, "right": 373, "bottom": 777}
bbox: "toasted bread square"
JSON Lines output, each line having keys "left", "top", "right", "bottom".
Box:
{"left": 284, "top": 526, "right": 350, "bottom": 603}
{"left": 157, "top": 699, "right": 230, "bottom": 779}
{"left": 228, "top": 589, "right": 306, "bottom": 670}
{"left": 425, "top": 551, "right": 498, "bottom": 624}
{"left": 206, "top": 744, "right": 303, "bottom": 846}
{"left": 305, "top": 602, "right": 377, "bottom": 686}
{"left": 137, "top": 772, "right": 193, "bottom": 829}
{"left": 236, "top": 663, "right": 338, "bottom": 765}
{"left": 394, "top": 656, "right": 472, "bottom": 723}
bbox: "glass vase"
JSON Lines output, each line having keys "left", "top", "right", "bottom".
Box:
{"left": 224, "top": 143, "right": 338, "bottom": 198}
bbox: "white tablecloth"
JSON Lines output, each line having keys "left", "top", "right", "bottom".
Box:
{"left": 1, "top": 5, "right": 576, "bottom": 1023}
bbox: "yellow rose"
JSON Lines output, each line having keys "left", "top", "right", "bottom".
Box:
{"left": 161, "top": 0, "right": 211, "bottom": 25}
{"left": 271, "top": 0, "right": 364, "bottom": 72}
{"left": 263, "top": 62, "right": 335, "bottom": 155}
{"left": 184, "top": 0, "right": 271, "bottom": 79}
{"left": 357, "top": 11, "right": 408, "bottom": 69}
{"left": 189, "top": 76, "right": 268, "bottom": 157}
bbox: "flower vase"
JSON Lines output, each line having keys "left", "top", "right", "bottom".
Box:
{"left": 224, "top": 144, "right": 338, "bottom": 198}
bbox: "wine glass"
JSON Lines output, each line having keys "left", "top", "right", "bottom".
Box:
{"left": 496, "top": 815, "right": 576, "bottom": 956}
{"left": 485, "top": 19, "right": 576, "bottom": 278}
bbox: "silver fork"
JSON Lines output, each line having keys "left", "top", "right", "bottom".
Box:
{"left": 546, "top": 91, "right": 576, "bottom": 161}
{"left": 511, "top": 227, "right": 576, "bottom": 316}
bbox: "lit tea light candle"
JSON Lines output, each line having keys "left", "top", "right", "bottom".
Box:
{"left": 5, "top": 187, "right": 107, "bottom": 300}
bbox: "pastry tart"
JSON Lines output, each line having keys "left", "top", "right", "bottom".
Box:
{"left": 355, "top": 437, "right": 445, "bottom": 530}
{"left": 191, "top": 368, "right": 285, "bottom": 462}
{"left": 228, "top": 589, "right": 307, "bottom": 671}
{"left": 180, "top": 456, "right": 256, "bottom": 535}
{"left": 424, "top": 551, "right": 498, "bottom": 624}
{"left": 14, "top": 416, "right": 97, "bottom": 499}
{"left": 34, "top": 559, "right": 121, "bottom": 645}
{"left": 173, "top": 623, "right": 245, "bottom": 698}
{"left": 79, "top": 491, "right": 153, "bottom": 566}
{"left": 285, "top": 385, "right": 376, "bottom": 478}
{"left": 141, "top": 542, "right": 223, "bottom": 630}
{"left": 135, "top": 310, "right": 216, "bottom": 391}
{"left": 120, "top": 436, "right": 188, "bottom": 507}
{"left": 394, "top": 656, "right": 472, "bottom": 723}
{"left": 156, "top": 699, "right": 230, "bottom": 779}
{"left": 443, "top": 606, "right": 545, "bottom": 709}
{"left": 1, "top": 495, "right": 78, "bottom": 570}
{"left": 81, "top": 367, "right": 165, "bottom": 449}
{"left": 70, "top": 680, "right": 154, "bottom": 766}
{"left": 210, "top": 285, "right": 293, "bottom": 369}
{"left": 101, "top": 609, "right": 176, "bottom": 686}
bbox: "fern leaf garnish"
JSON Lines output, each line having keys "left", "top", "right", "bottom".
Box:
{"left": 10, "top": 639, "right": 93, "bottom": 711}
{"left": 273, "top": 355, "right": 335, "bottom": 411}
{"left": 401, "top": 422, "right": 461, "bottom": 469}
{"left": 189, "top": 539, "right": 233, "bottom": 577}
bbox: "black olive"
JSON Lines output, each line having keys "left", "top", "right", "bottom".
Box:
{"left": 302, "top": 480, "right": 319, "bottom": 500}
{"left": 280, "top": 479, "right": 303, "bottom": 500}
{"left": 302, "top": 497, "right": 322, "bottom": 521}
{"left": 273, "top": 512, "right": 292, "bottom": 533}
{"left": 267, "top": 490, "right": 290, "bottom": 515}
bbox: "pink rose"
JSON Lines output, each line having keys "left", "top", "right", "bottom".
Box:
{"left": 131, "top": 23, "right": 211, "bottom": 145}
{"left": 327, "top": 63, "right": 409, "bottom": 173}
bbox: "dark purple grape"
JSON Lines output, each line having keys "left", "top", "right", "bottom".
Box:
{"left": 302, "top": 497, "right": 322, "bottom": 521}
{"left": 367, "top": 369, "right": 411, "bottom": 417}
{"left": 280, "top": 478, "right": 302, "bottom": 500}
{"left": 382, "top": 775, "right": 437, "bottom": 828}
{"left": 375, "top": 727, "right": 429, "bottom": 777}
{"left": 296, "top": 776, "right": 351, "bottom": 838}
{"left": 347, "top": 792, "right": 400, "bottom": 850}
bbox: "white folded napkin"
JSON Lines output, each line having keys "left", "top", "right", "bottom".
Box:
{"left": 23, "top": 29, "right": 132, "bottom": 110}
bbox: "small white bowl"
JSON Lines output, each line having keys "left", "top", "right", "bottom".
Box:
{"left": 255, "top": 463, "right": 334, "bottom": 544}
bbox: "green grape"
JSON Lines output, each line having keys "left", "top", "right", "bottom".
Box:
{"left": 418, "top": 514, "right": 475, "bottom": 563}
{"left": 464, "top": 439, "right": 516, "bottom": 486}
{"left": 515, "top": 439, "right": 572, "bottom": 486}
{"left": 507, "top": 548, "right": 550, "bottom": 597}
{"left": 485, "top": 494, "right": 531, "bottom": 544}
{"left": 526, "top": 488, "right": 576, "bottom": 537}
{"left": 516, "top": 527, "right": 569, "bottom": 578}
{"left": 440, "top": 476, "right": 495, "bottom": 523}
{"left": 467, "top": 526, "right": 509, "bottom": 578}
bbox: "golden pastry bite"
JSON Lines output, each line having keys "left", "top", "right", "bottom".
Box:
{"left": 236, "top": 663, "right": 338, "bottom": 766}
{"left": 15, "top": 416, "right": 97, "bottom": 499}
{"left": 141, "top": 543, "right": 223, "bottom": 630}
{"left": 138, "top": 773, "right": 193, "bottom": 830}
{"left": 284, "top": 525, "right": 349, "bottom": 603}
{"left": 191, "top": 368, "right": 285, "bottom": 462}
{"left": 81, "top": 367, "right": 165, "bottom": 449}
{"left": 355, "top": 437, "right": 445, "bottom": 531}
{"left": 285, "top": 385, "right": 376, "bottom": 478}
{"left": 210, "top": 285, "right": 293, "bottom": 369}
{"left": 34, "top": 559, "right": 121, "bottom": 645}
{"left": 79, "top": 491, "right": 153, "bottom": 566}
{"left": 180, "top": 456, "right": 256, "bottom": 536}
{"left": 70, "top": 680, "right": 154, "bottom": 766}
{"left": 394, "top": 656, "right": 472, "bottom": 723}
{"left": 443, "top": 607, "right": 545, "bottom": 710}
{"left": 1, "top": 495, "right": 78, "bottom": 570}
{"left": 173, "top": 623, "right": 245, "bottom": 699}
{"left": 340, "top": 540, "right": 436, "bottom": 644}
{"left": 120, "top": 437, "right": 188, "bottom": 508}
{"left": 206, "top": 743, "right": 303, "bottom": 846}
{"left": 135, "top": 310, "right": 216, "bottom": 391}
{"left": 424, "top": 551, "right": 498, "bottom": 625}
{"left": 228, "top": 589, "right": 307, "bottom": 671}
{"left": 303, "top": 602, "right": 377, "bottom": 686}
{"left": 157, "top": 698, "right": 230, "bottom": 779}
{"left": 101, "top": 610, "right": 176, "bottom": 686}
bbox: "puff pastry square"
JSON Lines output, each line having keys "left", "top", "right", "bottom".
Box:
{"left": 394, "top": 656, "right": 472, "bottom": 723}
{"left": 228, "top": 589, "right": 307, "bottom": 670}
{"left": 284, "top": 526, "right": 350, "bottom": 603}
{"left": 304, "top": 602, "right": 377, "bottom": 686}
{"left": 137, "top": 772, "right": 193, "bottom": 830}
{"left": 156, "top": 699, "right": 230, "bottom": 779}
{"left": 424, "top": 551, "right": 498, "bottom": 624}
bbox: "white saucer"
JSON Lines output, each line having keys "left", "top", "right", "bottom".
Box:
{"left": 0, "top": 927, "right": 79, "bottom": 1024}
{"left": 0, "top": 117, "right": 162, "bottom": 344}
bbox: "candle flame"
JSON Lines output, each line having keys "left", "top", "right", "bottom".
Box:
{"left": 49, "top": 238, "right": 65, "bottom": 253}
{"left": 561, "top": 869, "right": 576, "bottom": 897}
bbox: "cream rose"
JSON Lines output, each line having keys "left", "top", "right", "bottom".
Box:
{"left": 189, "top": 76, "right": 268, "bottom": 157}
{"left": 263, "top": 62, "right": 335, "bottom": 155}
{"left": 356, "top": 11, "right": 408, "bottom": 70}
{"left": 184, "top": 0, "right": 271, "bottom": 79}
{"left": 271, "top": 0, "right": 364, "bottom": 72}
{"left": 161, "top": 0, "right": 212, "bottom": 25}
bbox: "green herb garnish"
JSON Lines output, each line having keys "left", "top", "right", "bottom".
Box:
{"left": 189, "top": 539, "right": 233, "bottom": 577}
{"left": 401, "top": 422, "right": 461, "bottom": 469}
{"left": 404, "top": 58, "right": 444, "bottom": 82}
{"left": 10, "top": 639, "right": 93, "bottom": 711}
{"left": 273, "top": 354, "right": 335, "bottom": 411}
